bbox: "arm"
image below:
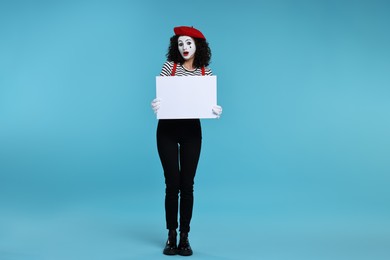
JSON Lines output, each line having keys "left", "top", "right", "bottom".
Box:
{"left": 206, "top": 68, "right": 223, "bottom": 118}
{"left": 152, "top": 61, "right": 174, "bottom": 114}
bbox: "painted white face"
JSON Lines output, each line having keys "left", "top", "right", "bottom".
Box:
{"left": 178, "top": 36, "right": 196, "bottom": 60}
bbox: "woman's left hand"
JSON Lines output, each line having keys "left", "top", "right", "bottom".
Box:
{"left": 212, "top": 105, "right": 223, "bottom": 118}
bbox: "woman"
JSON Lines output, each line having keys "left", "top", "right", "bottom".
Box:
{"left": 151, "top": 26, "right": 222, "bottom": 256}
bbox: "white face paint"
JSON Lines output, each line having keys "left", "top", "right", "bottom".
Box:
{"left": 178, "top": 36, "right": 196, "bottom": 60}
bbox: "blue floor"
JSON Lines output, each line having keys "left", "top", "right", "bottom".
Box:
{"left": 1, "top": 180, "right": 389, "bottom": 260}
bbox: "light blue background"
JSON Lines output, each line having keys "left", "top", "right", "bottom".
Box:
{"left": 1, "top": 0, "right": 389, "bottom": 259}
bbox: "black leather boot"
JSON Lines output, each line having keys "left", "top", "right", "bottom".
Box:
{"left": 163, "top": 229, "right": 177, "bottom": 255}
{"left": 178, "top": 232, "right": 193, "bottom": 256}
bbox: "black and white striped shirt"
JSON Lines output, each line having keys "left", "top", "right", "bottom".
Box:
{"left": 159, "top": 61, "right": 213, "bottom": 76}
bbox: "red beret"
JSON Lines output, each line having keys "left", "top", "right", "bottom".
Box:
{"left": 174, "top": 26, "right": 205, "bottom": 40}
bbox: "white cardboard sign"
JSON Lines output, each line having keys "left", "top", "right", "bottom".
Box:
{"left": 156, "top": 76, "right": 217, "bottom": 119}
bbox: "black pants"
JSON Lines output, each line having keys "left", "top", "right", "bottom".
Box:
{"left": 157, "top": 119, "right": 202, "bottom": 233}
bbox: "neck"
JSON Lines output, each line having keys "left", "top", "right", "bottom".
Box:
{"left": 182, "top": 58, "right": 195, "bottom": 70}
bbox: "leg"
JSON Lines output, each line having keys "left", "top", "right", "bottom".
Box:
{"left": 157, "top": 124, "right": 180, "bottom": 231}
{"left": 179, "top": 132, "right": 202, "bottom": 233}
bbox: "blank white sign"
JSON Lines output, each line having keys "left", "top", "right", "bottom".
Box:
{"left": 156, "top": 76, "right": 217, "bottom": 119}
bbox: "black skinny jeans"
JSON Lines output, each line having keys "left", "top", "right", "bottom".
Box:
{"left": 157, "top": 119, "right": 202, "bottom": 233}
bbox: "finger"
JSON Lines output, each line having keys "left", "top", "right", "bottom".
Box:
{"left": 213, "top": 108, "right": 221, "bottom": 114}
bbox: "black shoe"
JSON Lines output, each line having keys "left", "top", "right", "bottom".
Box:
{"left": 178, "top": 232, "right": 193, "bottom": 256}
{"left": 163, "top": 230, "right": 177, "bottom": 255}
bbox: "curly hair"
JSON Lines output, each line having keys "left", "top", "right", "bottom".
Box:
{"left": 166, "top": 35, "right": 211, "bottom": 68}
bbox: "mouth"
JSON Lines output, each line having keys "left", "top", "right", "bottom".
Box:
{"left": 183, "top": 51, "right": 189, "bottom": 56}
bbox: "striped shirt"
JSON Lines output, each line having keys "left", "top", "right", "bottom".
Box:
{"left": 160, "top": 61, "right": 213, "bottom": 76}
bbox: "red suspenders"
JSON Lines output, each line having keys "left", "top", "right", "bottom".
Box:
{"left": 171, "top": 63, "right": 205, "bottom": 76}
{"left": 171, "top": 63, "right": 177, "bottom": 76}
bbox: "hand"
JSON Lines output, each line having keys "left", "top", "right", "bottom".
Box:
{"left": 212, "top": 105, "right": 222, "bottom": 118}
{"left": 151, "top": 98, "right": 161, "bottom": 114}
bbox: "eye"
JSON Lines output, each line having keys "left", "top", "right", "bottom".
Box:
{"left": 186, "top": 42, "right": 192, "bottom": 45}
{"left": 178, "top": 42, "right": 183, "bottom": 47}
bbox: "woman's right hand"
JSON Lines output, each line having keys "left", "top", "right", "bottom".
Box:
{"left": 151, "top": 98, "right": 161, "bottom": 114}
